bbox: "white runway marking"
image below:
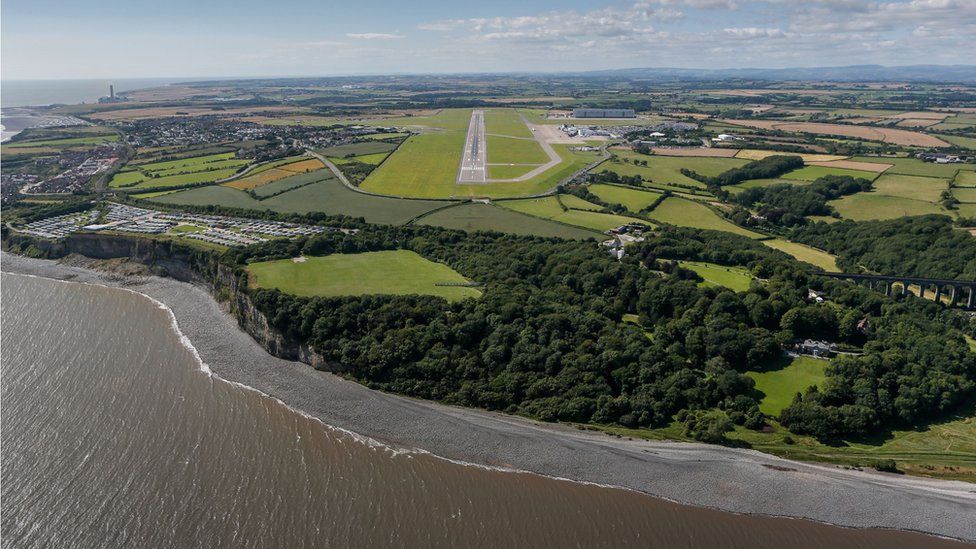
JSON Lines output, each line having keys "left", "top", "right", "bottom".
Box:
{"left": 457, "top": 110, "right": 487, "bottom": 184}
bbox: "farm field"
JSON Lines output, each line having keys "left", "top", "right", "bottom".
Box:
{"left": 938, "top": 134, "right": 976, "bottom": 150}
{"left": 763, "top": 239, "right": 840, "bottom": 271}
{"left": 782, "top": 165, "right": 878, "bottom": 182}
{"left": 829, "top": 193, "right": 946, "bottom": 221}
{"left": 252, "top": 171, "right": 334, "bottom": 198}
{"left": 735, "top": 150, "right": 846, "bottom": 162}
{"left": 589, "top": 184, "right": 662, "bottom": 212}
{"left": 806, "top": 160, "right": 892, "bottom": 173}
{"left": 152, "top": 177, "right": 446, "bottom": 224}
{"left": 499, "top": 196, "right": 648, "bottom": 232}
{"left": 331, "top": 152, "right": 389, "bottom": 166}
{"left": 110, "top": 151, "right": 249, "bottom": 190}
{"left": 247, "top": 250, "right": 481, "bottom": 302}
{"left": 955, "top": 171, "right": 976, "bottom": 185}
{"left": 849, "top": 156, "right": 976, "bottom": 178}
{"left": 677, "top": 261, "right": 753, "bottom": 292}
{"left": 871, "top": 174, "right": 948, "bottom": 202}
{"left": 604, "top": 150, "right": 748, "bottom": 188}
{"left": 6, "top": 134, "right": 119, "bottom": 148}
{"left": 417, "top": 203, "right": 604, "bottom": 239}
{"left": 115, "top": 168, "right": 242, "bottom": 190}
{"left": 732, "top": 178, "right": 812, "bottom": 190}
{"left": 223, "top": 158, "right": 323, "bottom": 190}
{"left": 720, "top": 119, "right": 951, "bottom": 147}
{"left": 951, "top": 187, "right": 976, "bottom": 203}
{"left": 318, "top": 141, "right": 398, "bottom": 157}
{"left": 647, "top": 197, "right": 763, "bottom": 238}
{"left": 558, "top": 194, "right": 603, "bottom": 211}
{"left": 746, "top": 356, "right": 828, "bottom": 415}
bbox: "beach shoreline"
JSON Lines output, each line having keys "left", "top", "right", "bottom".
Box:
{"left": 3, "top": 252, "right": 976, "bottom": 542}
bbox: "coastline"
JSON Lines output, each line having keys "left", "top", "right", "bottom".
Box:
{"left": 3, "top": 252, "right": 976, "bottom": 542}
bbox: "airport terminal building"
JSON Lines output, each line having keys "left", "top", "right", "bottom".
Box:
{"left": 573, "top": 108, "right": 636, "bottom": 118}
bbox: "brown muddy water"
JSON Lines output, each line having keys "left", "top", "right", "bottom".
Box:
{"left": 0, "top": 273, "right": 968, "bottom": 548}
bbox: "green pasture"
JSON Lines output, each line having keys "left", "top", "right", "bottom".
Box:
{"left": 647, "top": 197, "right": 762, "bottom": 238}
{"left": 416, "top": 203, "right": 603, "bottom": 239}
{"left": 763, "top": 239, "right": 840, "bottom": 271}
{"left": 361, "top": 132, "right": 463, "bottom": 198}
{"left": 589, "top": 184, "right": 662, "bottom": 212}
{"left": 746, "top": 356, "right": 828, "bottom": 416}
{"left": 318, "top": 141, "right": 397, "bottom": 157}
{"left": 782, "top": 165, "right": 878, "bottom": 182}
{"left": 247, "top": 250, "right": 481, "bottom": 302}
{"left": 677, "top": 261, "right": 753, "bottom": 292}
{"left": 871, "top": 173, "right": 948, "bottom": 203}
{"left": 850, "top": 156, "right": 975, "bottom": 178}
{"left": 558, "top": 194, "right": 603, "bottom": 211}
{"left": 829, "top": 193, "right": 947, "bottom": 221}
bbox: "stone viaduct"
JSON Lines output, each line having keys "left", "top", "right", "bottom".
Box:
{"left": 822, "top": 272, "right": 976, "bottom": 309}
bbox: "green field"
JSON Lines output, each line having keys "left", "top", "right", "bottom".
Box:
{"left": 318, "top": 141, "right": 398, "bottom": 157}
{"left": 601, "top": 151, "right": 748, "bottom": 189}
{"left": 361, "top": 132, "right": 464, "bottom": 198}
{"left": 830, "top": 193, "right": 947, "bottom": 220}
{"left": 499, "top": 196, "right": 650, "bottom": 232}
{"left": 456, "top": 145, "right": 601, "bottom": 199}
{"left": 871, "top": 173, "right": 948, "bottom": 202}
{"left": 677, "top": 261, "right": 753, "bottom": 292}
{"left": 488, "top": 164, "right": 538, "bottom": 179}
{"left": 330, "top": 152, "right": 389, "bottom": 166}
{"left": 956, "top": 171, "right": 976, "bottom": 186}
{"left": 252, "top": 171, "right": 334, "bottom": 198}
{"left": 732, "top": 178, "right": 811, "bottom": 190}
{"left": 850, "top": 156, "right": 976, "bottom": 178}
{"left": 558, "top": 194, "right": 603, "bottom": 211}
{"left": 131, "top": 189, "right": 180, "bottom": 199}
{"left": 486, "top": 135, "right": 548, "bottom": 164}
{"left": 782, "top": 165, "right": 878, "bottom": 182}
{"left": 247, "top": 250, "right": 481, "bottom": 302}
{"left": 117, "top": 168, "right": 242, "bottom": 190}
{"left": 939, "top": 134, "right": 976, "bottom": 150}
{"left": 589, "top": 184, "right": 662, "bottom": 212}
{"left": 110, "top": 171, "right": 147, "bottom": 186}
{"left": 110, "top": 151, "right": 248, "bottom": 190}
{"left": 152, "top": 177, "right": 446, "bottom": 224}
{"left": 647, "top": 197, "right": 762, "bottom": 238}
{"left": 746, "top": 356, "right": 828, "bottom": 415}
{"left": 243, "top": 156, "right": 308, "bottom": 176}
{"left": 6, "top": 134, "right": 118, "bottom": 148}
{"left": 416, "top": 203, "right": 603, "bottom": 239}
{"left": 485, "top": 109, "right": 533, "bottom": 138}
{"left": 763, "top": 239, "right": 840, "bottom": 271}
{"left": 953, "top": 187, "right": 976, "bottom": 203}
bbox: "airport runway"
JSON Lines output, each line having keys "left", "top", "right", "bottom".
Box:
{"left": 457, "top": 110, "right": 487, "bottom": 183}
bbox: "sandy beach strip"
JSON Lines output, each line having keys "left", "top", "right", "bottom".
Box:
{"left": 2, "top": 252, "right": 975, "bottom": 542}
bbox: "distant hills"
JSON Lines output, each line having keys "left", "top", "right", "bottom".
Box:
{"left": 574, "top": 65, "right": 976, "bottom": 84}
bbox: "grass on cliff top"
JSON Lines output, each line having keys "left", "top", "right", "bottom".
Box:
{"left": 246, "top": 250, "right": 481, "bottom": 302}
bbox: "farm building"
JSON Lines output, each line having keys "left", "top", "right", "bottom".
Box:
{"left": 573, "top": 108, "right": 635, "bottom": 119}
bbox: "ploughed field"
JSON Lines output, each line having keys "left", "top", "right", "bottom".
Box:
{"left": 246, "top": 250, "right": 482, "bottom": 302}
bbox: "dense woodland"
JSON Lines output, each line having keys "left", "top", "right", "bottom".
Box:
{"left": 229, "top": 223, "right": 976, "bottom": 441}
{"left": 792, "top": 215, "right": 976, "bottom": 280}
{"left": 725, "top": 175, "right": 873, "bottom": 227}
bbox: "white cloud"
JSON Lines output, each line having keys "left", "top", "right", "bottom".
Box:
{"left": 346, "top": 33, "right": 403, "bottom": 40}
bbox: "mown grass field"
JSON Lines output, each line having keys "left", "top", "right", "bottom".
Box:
{"left": 318, "top": 141, "right": 398, "bottom": 157}
{"left": 558, "top": 194, "right": 603, "bottom": 211}
{"left": 763, "top": 239, "right": 840, "bottom": 271}
{"left": 955, "top": 171, "right": 976, "bottom": 186}
{"left": 247, "top": 250, "right": 481, "bottom": 302}
{"left": 361, "top": 131, "right": 464, "bottom": 198}
{"left": 746, "top": 356, "right": 828, "bottom": 415}
{"left": 850, "top": 156, "right": 976, "bottom": 178}
{"left": 330, "top": 152, "right": 389, "bottom": 166}
{"left": 485, "top": 109, "right": 533, "bottom": 138}
{"left": 488, "top": 164, "right": 537, "bottom": 179}
{"left": 416, "top": 203, "right": 603, "bottom": 239}
{"left": 871, "top": 173, "right": 948, "bottom": 203}
{"left": 589, "top": 184, "right": 662, "bottom": 212}
{"left": 152, "top": 177, "right": 446, "bottom": 224}
{"left": 829, "top": 193, "right": 947, "bottom": 220}
{"left": 647, "top": 197, "right": 763, "bottom": 238}
{"left": 456, "top": 145, "right": 601, "bottom": 199}
{"left": 952, "top": 187, "right": 976, "bottom": 202}
{"left": 601, "top": 151, "right": 748, "bottom": 188}
{"left": 677, "top": 261, "right": 753, "bottom": 292}
{"left": 782, "top": 165, "right": 878, "bottom": 182}
{"left": 499, "top": 196, "right": 649, "bottom": 232}
{"left": 486, "top": 135, "right": 548, "bottom": 164}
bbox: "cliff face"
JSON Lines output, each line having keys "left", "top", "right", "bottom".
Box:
{"left": 4, "top": 232, "right": 334, "bottom": 371}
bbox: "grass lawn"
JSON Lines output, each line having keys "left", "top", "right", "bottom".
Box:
{"left": 829, "top": 193, "right": 946, "bottom": 220}
{"left": 871, "top": 173, "right": 948, "bottom": 202}
{"left": 782, "top": 165, "right": 878, "bottom": 182}
{"left": 171, "top": 224, "right": 204, "bottom": 233}
{"left": 763, "top": 239, "right": 840, "bottom": 271}
{"left": 486, "top": 135, "right": 548, "bottom": 164}
{"left": 589, "top": 184, "right": 662, "bottom": 212}
{"left": 485, "top": 108, "right": 533, "bottom": 138}
{"left": 247, "top": 250, "right": 481, "bottom": 302}
{"left": 317, "top": 141, "right": 397, "bottom": 157}
{"left": 677, "top": 261, "right": 753, "bottom": 292}
{"left": 488, "top": 164, "right": 539, "bottom": 179}
{"left": 152, "top": 177, "right": 446, "bottom": 224}
{"left": 417, "top": 203, "right": 603, "bottom": 239}
{"left": 746, "top": 356, "right": 828, "bottom": 415}
{"left": 360, "top": 108, "right": 472, "bottom": 131}
{"left": 456, "top": 144, "right": 601, "bottom": 199}
{"left": 361, "top": 132, "right": 463, "bottom": 198}
{"left": 648, "top": 197, "right": 763, "bottom": 238}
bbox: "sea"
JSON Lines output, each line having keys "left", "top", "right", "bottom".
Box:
{"left": 0, "top": 78, "right": 188, "bottom": 109}
{"left": 0, "top": 272, "right": 967, "bottom": 548}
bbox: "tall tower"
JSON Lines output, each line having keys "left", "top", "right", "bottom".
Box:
{"left": 110, "top": 85, "right": 115, "bottom": 100}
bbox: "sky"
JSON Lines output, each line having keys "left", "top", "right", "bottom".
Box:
{"left": 2, "top": 0, "right": 974, "bottom": 79}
